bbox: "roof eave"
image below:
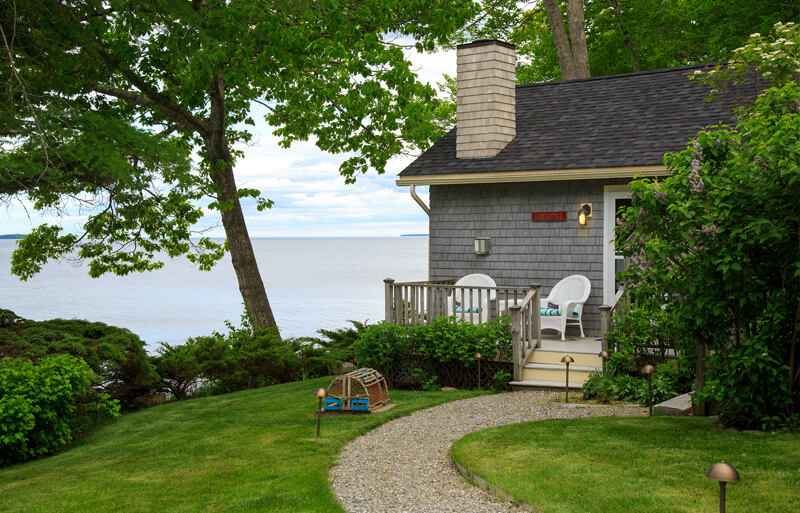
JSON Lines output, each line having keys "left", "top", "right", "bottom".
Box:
{"left": 396, "top": 165, "right": 667, "bottom": 186}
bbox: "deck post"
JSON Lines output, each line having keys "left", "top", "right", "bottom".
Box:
{"left": 384, "top": 278, "right": 395, "bottom": 323}
{"left": 599, "top": 304, "right": 612, "bottom": 350}
{"left": 510, "top": 305, "right": 523, "bottom": 382}
{"left": 531, "top": 284, "right": 542, "bottom": 349}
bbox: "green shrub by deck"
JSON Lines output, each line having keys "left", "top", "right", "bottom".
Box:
{"left": 616, "top": 25, "right": 800, "bottom": 429}
{"left": 353, "top": 316, "right": 512, "bottom": 389}
{"left": 583, "top": 362, "right": 682, "bottom": 406}
{"left": 0, "top": 354, "right": 119, "bottom": 466}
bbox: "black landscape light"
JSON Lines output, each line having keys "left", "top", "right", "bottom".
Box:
{"left": 475, "top": 352, "right": 482, "bottom": 389}
{"left": 561, "top": 355, "right": 574, "bottom": 403}
{"left": 598, "top": 350, "right": 609, "bottom": 372}
{"left": 313, "top": 388, "right": 327, "bottom": 438}
{"left": 641, "top": 365, "right": 656, "bottom": 416}
{"left": 706, "top": 461, "right": 740, "bottom": 513}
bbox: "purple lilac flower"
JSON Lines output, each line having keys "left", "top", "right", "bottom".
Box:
{"left": 702, "top": 224, "right": 718, "bottom": 235}
{"left": 688, "top": 167, "right": 704, "bottom": 193}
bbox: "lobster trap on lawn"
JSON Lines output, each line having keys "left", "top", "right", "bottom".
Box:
{"left": 324, "top": 368, "right": 389, "bottom": 412}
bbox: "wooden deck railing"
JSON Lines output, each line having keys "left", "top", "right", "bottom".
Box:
{"left": 508, "top": 286, "right": 542, "bottom": 382}
{"left": 384, "top": 279, "right": 542, "bottom": 382}
{"left": 599, "top": 287, "right": 627, "bottom": 350}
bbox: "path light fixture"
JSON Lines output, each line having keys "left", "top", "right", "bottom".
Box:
{"left": 561, "top": 355, "right": 574, "bottom": 403}
{"left": 641, "top": 365, "right": 656, "bottom": 416}
{"left": 706, "top": 461, "right": 740, "bottom": 513}
{"left": 474, "top": 352, "right": 483, "bottom": 389}
{"left": 313, "top": 388, "right": 327, "bottom": 438}
{"left": 598, "top": 350, "right": 609, "bottom": 372}
{"left": 578, "top": 203, "right": 592, "bottom": 226}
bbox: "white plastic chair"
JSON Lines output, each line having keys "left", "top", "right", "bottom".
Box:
{"left": 540, "top": 275, "right": 591, "bottom": 340}
{"left": 446, "top": 273, "right": 497, "bottom": 323}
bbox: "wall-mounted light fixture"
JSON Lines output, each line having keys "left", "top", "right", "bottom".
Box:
{"left": 578, "top": 203, "right": 593, "bottom": 226}
{"left": 474, "top": 237, "right": 491, "bottom": 255}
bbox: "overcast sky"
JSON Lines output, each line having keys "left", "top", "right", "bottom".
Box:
{"left": 1, "top": 47, "right": 458, "bottom": 238}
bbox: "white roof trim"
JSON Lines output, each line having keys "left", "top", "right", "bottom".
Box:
{"left": 396, "top": 165, "right": 667, "bottom": 186}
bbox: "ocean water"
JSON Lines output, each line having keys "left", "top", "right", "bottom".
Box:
{"left": 0, "top": 237, "right": 428, "bottom": 351}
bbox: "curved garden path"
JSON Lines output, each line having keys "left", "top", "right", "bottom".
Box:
{"left": 330, "top": 391, "right": 645, "bottom": 513}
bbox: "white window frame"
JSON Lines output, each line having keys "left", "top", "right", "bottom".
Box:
{"left": 603, "top": 186, "right": 631, "bottom": 305}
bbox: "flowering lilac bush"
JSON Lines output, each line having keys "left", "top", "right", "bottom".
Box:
{"left": 617, "top": 23, "right": 800, "bottom": 429}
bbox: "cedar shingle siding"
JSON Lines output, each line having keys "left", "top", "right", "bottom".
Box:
{"left": 429, "top": 178, "right": 629, "bottom": 337}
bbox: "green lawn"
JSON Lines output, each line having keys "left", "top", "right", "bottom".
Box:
{"left": 0, "top": 377, "right": 485, "bottom": 513}
{"left": 451, "top": 416, "right": 800, "bottom": 513}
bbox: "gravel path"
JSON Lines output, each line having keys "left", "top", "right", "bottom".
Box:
{"left": 330, "top": 391, "right": 646, "bottom": 513}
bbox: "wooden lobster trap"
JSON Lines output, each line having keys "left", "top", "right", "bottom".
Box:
{"left": 324, "top": 368, "right": 389, "bottom": 412}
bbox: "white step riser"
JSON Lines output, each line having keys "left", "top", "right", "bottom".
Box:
{"left": 522, "top": 368, "right": 594, "bottom": 383}
{"left": 529, "top": 351, "right": 603, "bottom": 367}
{"left": 510, "top": 380, "right": 583, "bottom": 391}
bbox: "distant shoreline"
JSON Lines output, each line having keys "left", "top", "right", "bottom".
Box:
{"left": 0, "top": 234, "right": 429, "bottom": 240}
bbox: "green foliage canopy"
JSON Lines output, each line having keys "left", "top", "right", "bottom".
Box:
{"left": 512, "top": 0, "right": 799, "bottom": 82}
{"left": 617, "top": 23, "right": 800, "bottom": 428}
{"left": 1, "top": 0, "right": 479, "bottom": 329}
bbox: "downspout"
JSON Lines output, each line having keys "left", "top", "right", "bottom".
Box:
{"left": 409, "top": 185, "right": 430, "bottom": 216}
{"left": 409, "top": 185, "right": 431, "bottom": 282}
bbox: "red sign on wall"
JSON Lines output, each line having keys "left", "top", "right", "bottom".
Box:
{"left": 532, "top": 211, "right": 568, "bottom": 222}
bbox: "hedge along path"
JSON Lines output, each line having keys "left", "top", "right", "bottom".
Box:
{"left": 329, "top": 391, "right": 645, "bottom": 513}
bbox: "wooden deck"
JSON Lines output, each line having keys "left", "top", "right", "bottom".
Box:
{"left": 384, "top": 278, "right": 614, "bottom": 390}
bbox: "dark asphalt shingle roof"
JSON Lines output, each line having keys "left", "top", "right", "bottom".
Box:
{"left": 399, "top": 63, "right": 738, "bottom": 178}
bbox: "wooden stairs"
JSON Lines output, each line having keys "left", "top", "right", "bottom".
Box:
{"left": 510, "top": 337, "right": 604, "bottom": 391}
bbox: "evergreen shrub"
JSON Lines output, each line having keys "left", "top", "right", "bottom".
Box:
{"left": 0, "top": 309, "right": 157, "bottom": 409}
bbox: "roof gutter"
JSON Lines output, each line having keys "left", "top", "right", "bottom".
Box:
{"left": 396, "top": 165, "right": 667, "bottom": 186}
{"left": 409, "top": 185, "right": 430, "bottom": 216}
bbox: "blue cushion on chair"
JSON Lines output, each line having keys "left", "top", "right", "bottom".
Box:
{"left": 540, "top": 307, "right": 562, "bottom": 316}
{"left": 456, "top": 306, "right": 481, "bottom": 313}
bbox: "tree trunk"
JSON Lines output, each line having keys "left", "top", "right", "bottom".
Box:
{"left": 206, "top": 72, "right": 278, "bottom": 332}
{"left": 209, "top": 155, "right": 278, "bottom": 332}
{"left": 789, "top": 215, "right": 800, "bottom": 415}
{"left": 543, "top": 0, "right": 591, "bottom": 80}
{"left": 608, "top": 0, "right": 640, "bottom": 72}
{"left": 567, "top": 0, "right": 590, "bottom": 78}
{"left": 543, "top": 0, "right": 578, "bottom": 80}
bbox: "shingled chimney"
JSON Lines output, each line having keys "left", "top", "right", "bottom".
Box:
{"left": 456, "top": 40, "right": 516, "bottom": 159}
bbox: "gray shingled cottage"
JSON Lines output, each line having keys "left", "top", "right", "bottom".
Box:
{"left": 393, "top": 40, "right": 735, "bottom": 340}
